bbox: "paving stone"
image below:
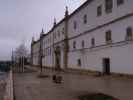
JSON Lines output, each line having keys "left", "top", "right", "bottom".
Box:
{"left": 13, "top": 69, "right": 133, "bottom": 100}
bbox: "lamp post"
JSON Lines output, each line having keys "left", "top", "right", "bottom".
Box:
{"left": 40, "top": 29, "right": 43, "bottom": 74}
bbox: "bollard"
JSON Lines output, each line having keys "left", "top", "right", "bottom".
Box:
{"left": 52, "top": 74, "right": 62, "bottom": 84}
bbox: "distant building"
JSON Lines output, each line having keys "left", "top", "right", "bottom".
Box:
{"left": 31, "top": 0, "right": 133, "bottom": 75}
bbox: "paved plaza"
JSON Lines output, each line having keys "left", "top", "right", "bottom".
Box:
{"left": 13, "top": 68, "right": 133, "bottom": 100}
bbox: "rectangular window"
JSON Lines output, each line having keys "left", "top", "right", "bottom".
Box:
{"left": 83, "top": 14, "right": 87, "bottom": 24}
{"left": 45, "top": 49, "right": 47, "bottom": 56}
{"left": 62, "top": 28, "right": 65, "bottom": 34}
{"left": 74, "top": 21, "right": 77, "bottom": 30}
{"left": 105, "top": 30, "right": 112, "bottom": 43}
{"left": 97, "top": 5, "right": 102, "bottom": 16}
{"left": 77, "top": 59, "right": 81, "bottom": 66}
{"left": 54, "top": 32, "right": 56, "bottom": 39}
{"left": 58, "top": 30, "right": 60, "bottom": 37}
{"left": 126, "top": 27, "right": 133, "bottom": 40}
{"left": 117, "top": 0, "right": 124, "bottom": 6}
{"left": 73, "top": 41, "right": 76, "bottom": 49}
{"left": 105, "top": 0, "right": 113, "bottom": 13}
{"left": 81, "top": 40, "right": 85, "bottom": 48}
{"left": 91, "top": 38, "right": 95, "bottom": 47}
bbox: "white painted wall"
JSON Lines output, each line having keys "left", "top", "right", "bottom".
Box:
{"left": 41, "top": 31, "right": 53, "bottom": 67}
{"left": 68, "top": 42, "right": 133, "bottom": 74}
{"left": 68, "top": 0, "right": 133, "bottom": 38}
{"left": 32, "top": 41, "right": 40, "bottom": 66}
{"left": 32, "top": 0, "right": 133, "bottom": 74}
{"left": 41, "top": 20, "right": 66, "bottom": 68}
{"left": 53, "top": 21, "right": 65, "bottom": 44}
{"left": 68, "top": 16, "right": 133, "bottom": 74}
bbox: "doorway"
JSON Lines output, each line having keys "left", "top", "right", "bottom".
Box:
{"left": 103, "top": 58, "right": 110, "bottom": 75}
{"left": 55, "top": 46, "right": 61, "bottom": 71}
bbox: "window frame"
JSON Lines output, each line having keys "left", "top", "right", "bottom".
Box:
{"left": 105, "top": 30, "right": 112, "bottom": 43}
{"left": 83, "top": 14, "right": 87, "bottom": 24}
{"left": 73, "top": 21, "right": 77, "bottom": 30}
{"left": 73, "top": 41, "right": 76, "bottom": 49}
{"left": 117, "top": 0, "right": 124, "bottom": 6}
{"left": 77, "top": 59, "right": 81, "bottom": 67}
{"left": 81, "top": 40, "right": 85, "bottom": 48}
{"left": 126, "top": 27, "right": 133, "bottom": 40}
{"left": 62, "top": 28, "right": 65, "bottom": 34}
{"left": 58, "top": 30, "right": 60, "bottom": 37}
{"left": 105, "top": 0, "right": 113, "bottom": 13}
{"left": 97, "top": 5, "right": 102, "bottom": 16}
{"left": 54, "top": 32, "right": 56, "bottom": 39}
{"left": 91, "top": 38, "right": 95, "bottom": 47}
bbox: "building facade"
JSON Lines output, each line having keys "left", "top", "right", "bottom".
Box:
{"left": 31, "top": 0, "right": 133, "bottom": 75}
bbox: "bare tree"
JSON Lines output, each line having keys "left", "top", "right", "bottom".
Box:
{"left": 15, "top": 44, "right": 28, "bottom": 57}
{"left": 13, "top": 43, "right": 28, "bottom": 72}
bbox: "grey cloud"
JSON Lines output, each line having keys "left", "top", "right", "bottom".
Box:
{"left": 0, "top": 0, "right": 86, "bottom": 60}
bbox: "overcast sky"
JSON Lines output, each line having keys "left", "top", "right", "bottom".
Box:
{"left": 0, "top": 0, "right": 86, "bottom": 61}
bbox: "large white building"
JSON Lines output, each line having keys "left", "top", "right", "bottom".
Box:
{"left": 31, "top": 0, "right": 133, "bottom": 75}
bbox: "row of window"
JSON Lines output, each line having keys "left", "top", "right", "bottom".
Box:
{"left": 44, "top": 37, "right": 52, "bottom": 44}
{"left": 54, "top": 27, "right": 65, "bottom": 39}
{"left": 98, "top": 0, "right": 124, "bottom": 16}
{"left": 43, "top": 47, "right": 52, "bottom": 56}
{"left": 38, "top": 27, "right": 133, "bottom": 56}
{"left": 73, "top": 0, "right": 125, "bottom": 29}
{"left": 73, "top": 27, "right": 133, "bottom": 49}
{"left": 42, "top": 0, "right": 125, "bottom": 44}
{"left": 43, "top": 28, "right": 65, "bottom": 44}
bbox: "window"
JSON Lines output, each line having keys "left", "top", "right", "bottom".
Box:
{"left": 58, "top": 30, "right": 60, "bottom": 37}
{"left": 54, "top": 32, "right": 56, "bottom": 39}
{"left": 97, "top": 5, "right": 102, "bottom": 16}
{"left": 48, "top": 48, "right": 50, "bottom": 56}
{"left": 49, "top": 37, "right": 51, "bottom": 43}
{"left": 105, "top": 30, "right": 112, "bottom": 43}
{"left": 126, "top": 27, "right": 133, "bottom": 40}
{"left": 77, "top": 59, "right": 81, "bottom": 66}
{"left": 105, "top": 0, "right": 113, "bottom": 13}
{"left": 73, "top": 41, "right": 76, "bottom": 49}
{"left": 81, "top": 40, "right": 85, "bottom": 48}
{"left": 62, "top": 28, "right": 65, "bottom": 34}
{"left": 83, "top": 14, "right": 87, "bottom": 24}
{"left": 74, "top": 21, "right": 77, "bottom": 30}
{"left": 91, "top": 38, "right": 95, "bottom": 47}
{"left": 117, "top": 0, "right": 124, "bottom": 6}
{"left": 48, "top": 38, "right": 50, "bottom": 43}
{"left": 49, "top": 48, "right": 51, "bottom": 55}
{"left": 43, "top": 49, "right": 45, "bottom": 57}
{"left": 46, "top": 49, "right": 47, "bottom": 56}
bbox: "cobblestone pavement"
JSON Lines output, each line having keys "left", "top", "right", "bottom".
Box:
{"left": 13, "top": 68, "right": 133, "bottom": 100}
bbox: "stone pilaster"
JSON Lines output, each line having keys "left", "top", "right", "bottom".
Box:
{"left": 63, "top": 6, "right": 69, "bottom": 69}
